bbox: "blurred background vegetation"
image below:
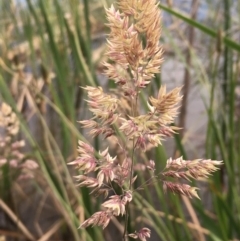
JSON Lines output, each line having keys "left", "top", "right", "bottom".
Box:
{"left": 0, "top": 0, "right": 240, "bottom": 240}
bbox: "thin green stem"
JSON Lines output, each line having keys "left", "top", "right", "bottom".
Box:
{"left": 122, "top": 140, "right": 136, "bottom": 241}
{"left": 122, "top": 90, "right": 139, "bottom": 240}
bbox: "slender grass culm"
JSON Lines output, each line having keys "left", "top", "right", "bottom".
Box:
{"left": 68, "top": 1, "right": 223, "bottom": 240}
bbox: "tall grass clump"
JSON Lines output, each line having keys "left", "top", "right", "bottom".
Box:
{"left": 69, "top": 1, "right": 222, "bottom": 240}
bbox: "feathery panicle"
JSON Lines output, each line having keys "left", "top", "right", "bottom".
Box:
{"left": 104, "top": 0, "right": 163, "bottom": 96}
{"left": 165, "top": 156, "right": 223, "bottom": 180}
{"left": 97, "top": 148, "right": 117, "bottom": 186}
{"left": 119, "top": 88, "right": 181, "bottom": 150}
{"left": 106, "top": 191, "right": 132, "bottom": 215}
{"left": 146, "top": 160, "right": 156, "bottom": 171}
{"left": 162, "top": 157, "right": 223, "bottom": 199}
{"left": 80, "top": 86, "right": 119, "bottom": 138}
{"left": 113, "top": 158, "right": 131, "bottom": 187}
{"left": 163, "top": 181, "right": 200, "bottom": 199}
{"left": 148, "top": 85, "right": 182, "bottom": 124}
{"left": 68, "top": 140, "right": 97, "bottom": 174}
{"left": 82, "top": 86, "right": 119, "bottom": 125}
{"left": 75, "top": 175, "right": 100, "bottom": 188}
{"left": 80, "top": 211, "right": 112, "bottom": 229}
{"left": 129, "top": 227, "right": 151, "bottom": 241}
{"left": 102, "top": 192, "right": 131, "bottom": 216}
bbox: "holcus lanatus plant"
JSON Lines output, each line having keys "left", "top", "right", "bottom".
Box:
{"left": 69, "top": 1, "right": 223, "bottom": 240}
